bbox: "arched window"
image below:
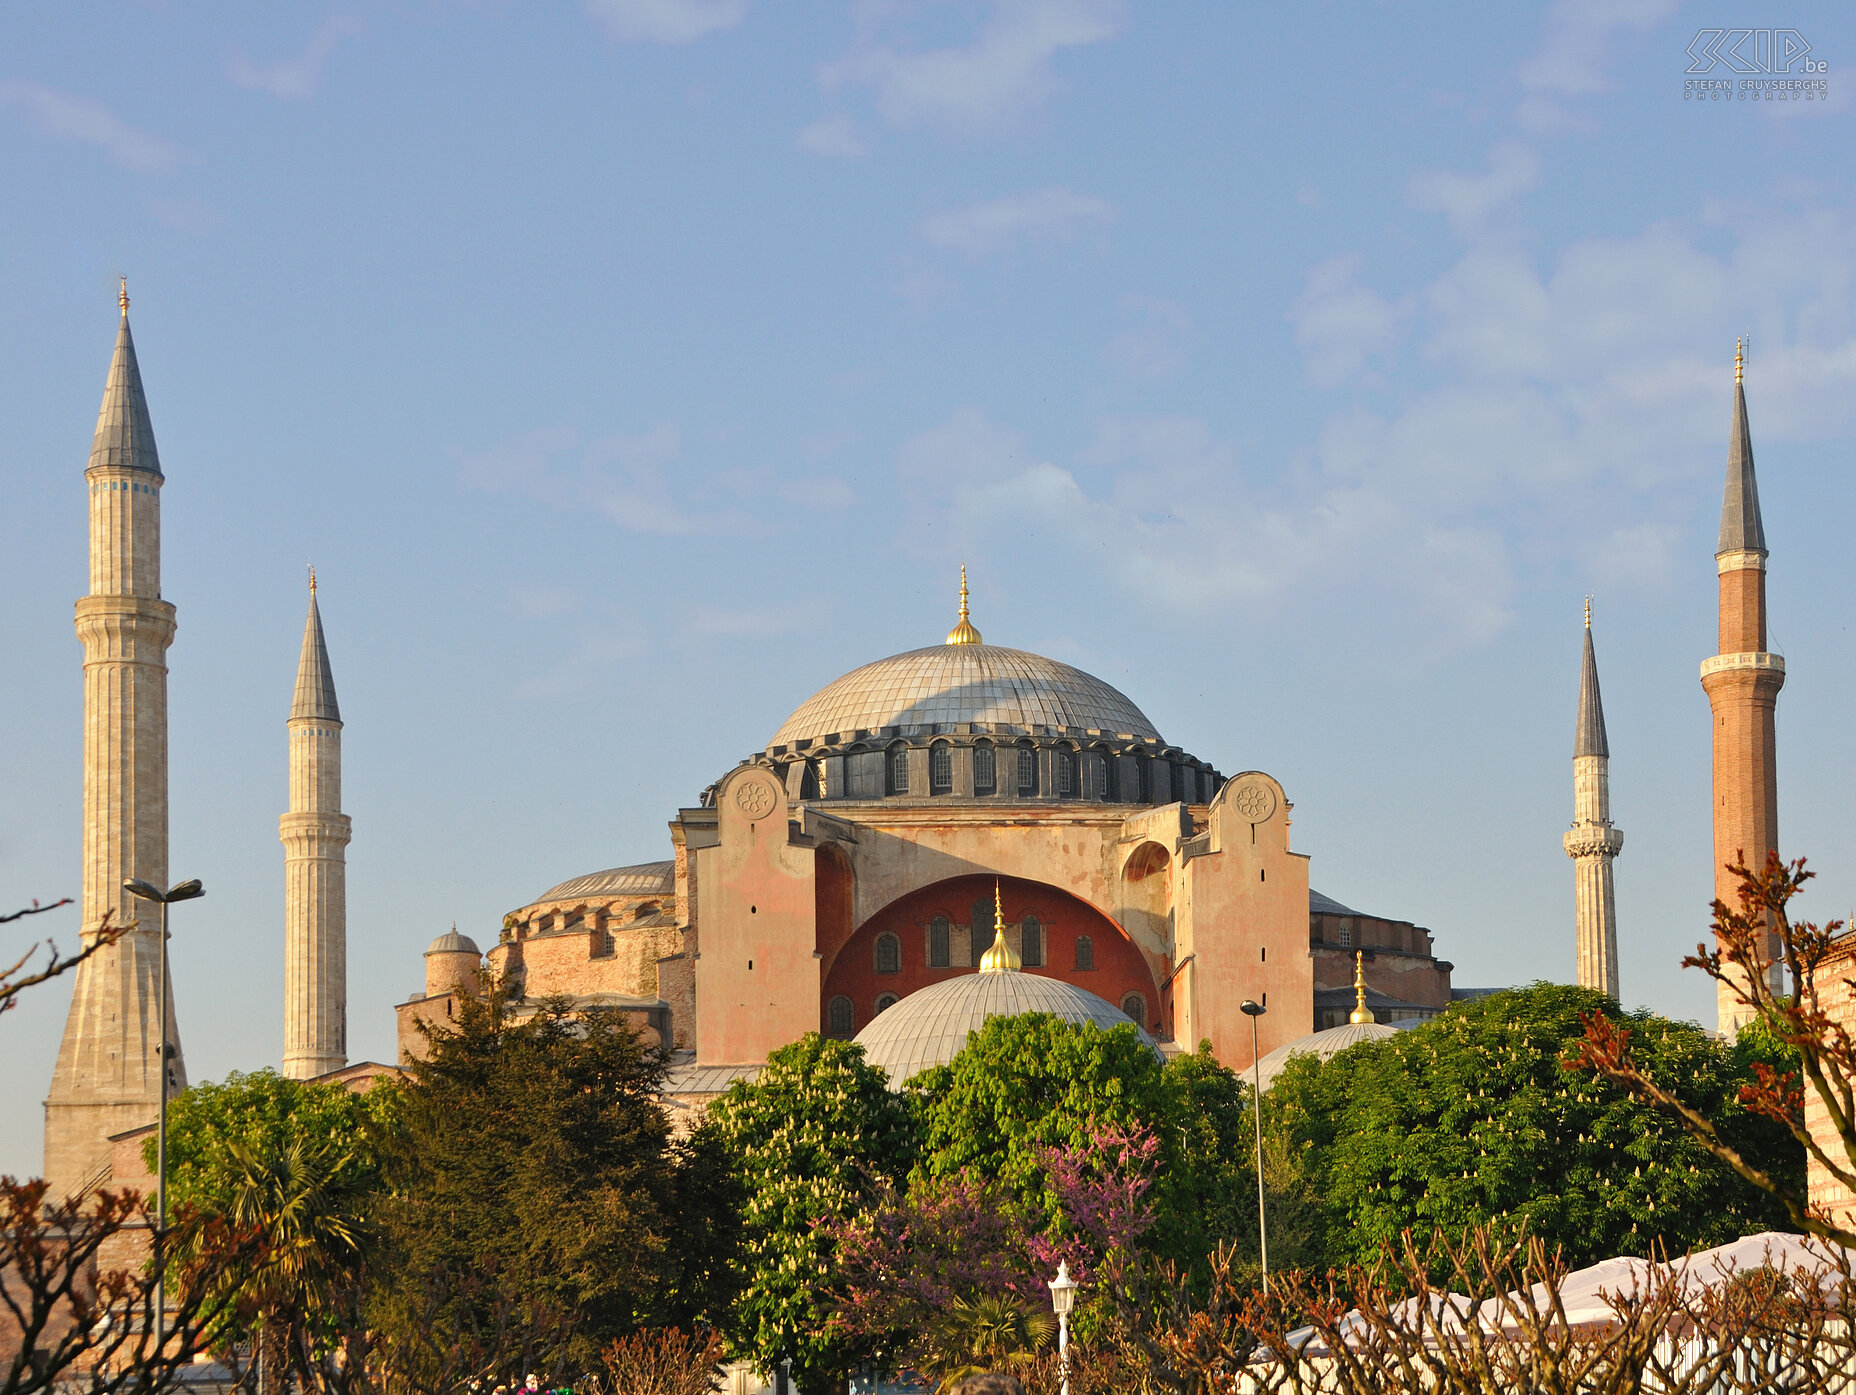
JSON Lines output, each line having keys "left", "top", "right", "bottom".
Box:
{"left": 1055, "top": 748, "right": 1077, "bottom": 798}
{"left": 875, "top": 932, "right": 901, "bottom": 974}
{"left": 1337, "top": 920, "right": 1352, "bottom": 948}
{"left": 1021, "top": 915, "right": 1043, "bottom": 968}
{"left": 928, "top": 915, "right": 950, "bottom": 968}
{"left": 887, "top": 743, "right": 909, "bottom": 795}
{"left": 971, "top": 899, "right": 995, "bottom": 958}
{"left": 973, "top": 742, "right": 996, "bottom": 796}
{"left": 1121, "top": 992, "right": 1147, "bottom": 1026}
{"left": 875, "top": 993, "right": 898, "bottom": 1015}
{"left": 1017, "top": 743, "right": 1038, "bottom": 796}
{"left": 827, "top": 995, "right": 854, "bottom": 1037}
{"left": 1075, "top": 935, "right": 1095, "bottom": 971}
{"left": 930, "top": 741, "right": 953, "bottom": 795}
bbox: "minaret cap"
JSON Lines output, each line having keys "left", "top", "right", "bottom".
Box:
{"left": 977, "top": 879, "right": 1022, "bottom": 973}
{"left": 945, "top": 565, "right": 983, "bottom": 646}
{"left": 1348, "top": 950, "right": 1373, "bottom": 1025}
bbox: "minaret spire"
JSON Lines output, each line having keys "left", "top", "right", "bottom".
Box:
{"left": 45, "top": 289, "right": 184, "bottom": 1196}
{"left": 1566, "top": 600, "right": 1623, "bottom": 1000}
{"left": 282, "top": 574, "right": 351, "bottom": 1079}
{"left": 1702, "top": 342, "right": 1785, "bottom": 1034}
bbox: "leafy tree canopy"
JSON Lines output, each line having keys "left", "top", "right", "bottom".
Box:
{"left": 375, "top": 987, "right": 730, "bottom": 1366}
{"left": 1268, "top": 982, "right": 1801, "bottom": 1269}
{"left": 153, "top": 1068, "right": 393, "bottom": 1215}
{"left": 706, "top": 1032, "right": 916, "bottom": 1394}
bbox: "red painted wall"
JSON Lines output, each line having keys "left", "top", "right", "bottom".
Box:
{"left": 821, "top": 874, "right": 1162, "bottom": 1040}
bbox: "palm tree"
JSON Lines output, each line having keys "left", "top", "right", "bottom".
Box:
{"left": 919, "top": 1294, "right": 1054, "bottom": 1393}
{"left": 217, "top": 1136, "right": 370, "bottom": 1395}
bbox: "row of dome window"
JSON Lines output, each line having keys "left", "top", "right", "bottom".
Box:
{"left": 826, "top": 987, "right": 1148, "bottom": 1037}
{"left": 805, "top": 743, "right": 1215, "bottom": 801}
{"left": 868, "top": 914, "right": 1100, "bottom": 972}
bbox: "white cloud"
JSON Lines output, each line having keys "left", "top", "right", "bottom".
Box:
{"left": 1102, "top": 294, "right": 1194, "bottom": 381}
{"left": 229, "top": 15, "right": 365, "bottom": 100}
{"left": 1289, "top": 256, "right": 1406, "bottom": 388}
{"left": 0, "top": 80, "right": 189, "bottom": 172}
{"left": 1516, "top": 0, "right": 1681, "bottom": 132}
{"left": 824, "top": 0, "right": 1124, "bottom": 139}
{"left": 459, "top": 424, "right": 765, "bottom": 537}
{"left": 796, "top": 113, "right": 870, "bottom": 158}
{"left": 585, "top": 0, "right": 750, "bottom": 43}
{"left": 919, "top": 186, "right": 1114, "bottom": 257}
{"left": 1407, "top": 143, "right": 1542, "bottom": 241}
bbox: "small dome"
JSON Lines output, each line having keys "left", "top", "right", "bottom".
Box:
{"left": 852, "top": 970, "right": 1152, "bottom": 1088}
{"left": 771, "top": 645, "right": 1161, "bottom": 751}
{"left": 425, "top": 927, "right": 480, "bottom": 957}
{"left": 534, "top": 860, "right": 675, "bottom": 904}
{"left": 1252, "top": 1020, "right": 1399, "bottom": 1094}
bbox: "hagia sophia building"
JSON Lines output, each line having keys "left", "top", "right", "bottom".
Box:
{"left": 41, "top": 292, "right": 1800, "bottom": 1198}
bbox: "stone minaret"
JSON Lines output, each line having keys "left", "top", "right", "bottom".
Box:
{"left": 281, "top": 573, "right": 350, "bottom": 1079}
{"left": 44, "top": 284, "right": 186, "bottom": 1197}
{"left": 1564, "top": 599, "right": 1623, "bottom": 1000}
{"left": 1702, "top": 340, "right": 1785, "bottom": 1035}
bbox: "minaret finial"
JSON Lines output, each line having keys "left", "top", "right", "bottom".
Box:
{"left": 1735, "top": 336, "right": 1744, "bottom": 385}
{"left": 978, "top": 878, "right": 1021, "bottom": 973}
{"left": 1349, "top": 950, "right": 1373, "bottom": 1025}
{"left": 944, "top": 564, "right": 983, "bottom": 645}
{"left": 118, "top": 277, "right": 128, "bottom": 314}
{"left": 308, "top": 565, "right": 317, "bottom": 596}
{"left": 1584, "top": 594, "right": 1591, "bottom": 630}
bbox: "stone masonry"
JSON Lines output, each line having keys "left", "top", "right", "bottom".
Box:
{"left": 44, "top": 291, "right": 187, "bottom": 1198}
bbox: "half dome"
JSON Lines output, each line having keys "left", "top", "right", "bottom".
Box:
{"left": 771, "top": 644, "right": 1161, "bottom": 751}
{"left": 1252, "top": 1020, "right": 1399, "bottom": 1094}
{"left": 852, "top": 970, "right": 1153, "bottom": 1088}
{"left": 534, "top": 860, "right": 675, "bottom": 904}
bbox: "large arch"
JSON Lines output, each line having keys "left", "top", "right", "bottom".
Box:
{"left": 819, "top": 873, "right": 1163, "bottom": 1042}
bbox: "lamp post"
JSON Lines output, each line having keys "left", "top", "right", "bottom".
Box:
{"left": 1048, "top": 1259, "right": 1077, "bottom": 1395}
{"left": 1240, "top": 998, "right": 1269, "bottom": 1292}
{"left": 123, "top": 875, "right": 203, "bottom": 1349}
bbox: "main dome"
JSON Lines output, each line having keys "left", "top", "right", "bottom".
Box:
{"left": 770, "top": 644, "right": 1162, "bottom": 751}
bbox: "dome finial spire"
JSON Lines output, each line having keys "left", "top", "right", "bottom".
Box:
{"left": 1349, "top": 950, "right": 1373, "bottom": 1025}
{"left": 978, "top": 878, "right": 1021, "bottom": 973}
{"left": 945, "top": 565, "right": 983, "bottom": 645}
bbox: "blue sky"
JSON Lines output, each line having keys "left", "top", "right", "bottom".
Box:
{"left": 2, "top": 1, "right": 1853, "bottom": 1176}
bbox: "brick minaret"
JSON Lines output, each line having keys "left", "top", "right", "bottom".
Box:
{"left": 1701, "top": 341, "right": 1785, "bottom": 1035}
{"left": 1564, "top": 599, "right": 1622, "bottom": 1000}
{"left": 44, "top": 284, "right": 187, "bottom": 1196}
{"left": 281, "top": 573, "right": 350, "bottom": 1079}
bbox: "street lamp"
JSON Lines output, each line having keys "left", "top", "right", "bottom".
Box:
{"left": 1048, "top": 1259, "right": 1077, "bottom": 1395}
{"left": 123, "top": 875, "right": 203, "bottom": 1348}
{"left": 1240, "top": 998, "right": 1269, "bottom": 1292}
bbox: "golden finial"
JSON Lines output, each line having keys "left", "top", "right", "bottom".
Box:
{"left": 944, "top": 565, "right": 983, "bottom": 646}
{"left": 1584, "top": 594, "right": 1591, "bottom": 630}
{"left": 1349, "top": 950, "right": 1373, "bottom": 1025}
{"left": 308, "top": 565, "right": 317, "bottom": 596}
{"left": 1735, "top": 336, "right": 1744, "bottom": 385}
{"left": 978, "top": 878, "right": 1022, "bottom": 973}
{"left": 118, "top": 277, "right": 129, "bottom": 314}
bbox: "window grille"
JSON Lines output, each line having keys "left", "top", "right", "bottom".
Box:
{"left": 875, "top": 932, "right": 901, "bottom": 974}
{"left": 1021, "top": 915, "right": 1043, "bottom": 968}
{"left": 928, "top": 916, "right": 950, "bottom": 967}
{"left": 930, "top": 742, "right": 952, "bottom": 794}
{"left": 1121, "top": 993, "right": 1147, "bottom": 1025}
{"left": 1075, "top": 935, "right": 1094, "bottom": 971}
{"left": 827, "top": 995, "right": 854, "bottom": 1036}
{"left": 1056, "top": 750, "right": 1076, "bottom": 797}
{"left": 972, "top": 901, "right": 994, "bottom": 958}
{"left": 887, "top": 745, "right": 909, "bottom": 795}
{"left": 1017, "top": 744, "right": 1037, "bottom": 795}
{"left": 875, "top": 993, "right": 898, "bottom": 1015}
{"left": 973, "top": 743, "right": 996, "bottom": 795}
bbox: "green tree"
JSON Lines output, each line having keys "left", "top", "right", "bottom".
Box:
{"left": 375, "top": 986, "right": 733, "bottom": 1372}
{"left": 707, "top": 1033, "right": 916, "bottom": 1394}
{"left": 1269, "top": 982, "right": 1801, "bottom": 1270}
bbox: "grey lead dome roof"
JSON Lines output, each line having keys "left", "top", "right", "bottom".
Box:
{"left": 533, "top": 860, "right": 675, "bottom": 904}
{"left": 770, "top": 644, "right": 1162, "bottom": 750}
{"left": 1252, "top": 1020, "right": 1399, "bottom": 1094}
{"left": 852, "top": 971, "right": 1153, "bottom": 1088}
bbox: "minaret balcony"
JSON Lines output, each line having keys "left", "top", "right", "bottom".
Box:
{"left": 1563, "top": 824, "right": 1624, "bottom": 859}
{"left": 1699, "top": 651, "right": 1785, "bottom": 680}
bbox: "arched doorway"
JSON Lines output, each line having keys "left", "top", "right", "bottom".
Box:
{"left": 819, "top": 874, "right": 1162, "bottom": 1041}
